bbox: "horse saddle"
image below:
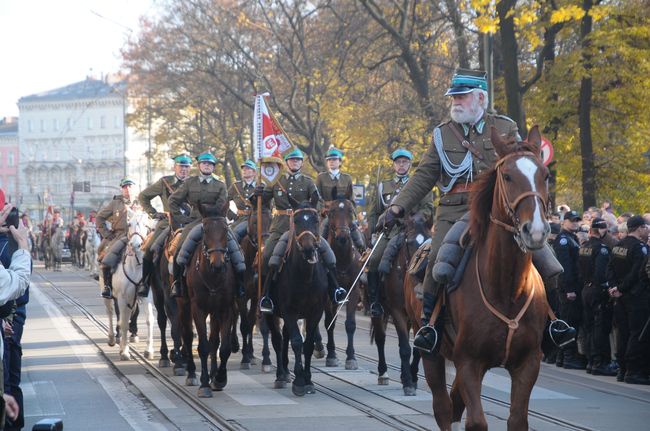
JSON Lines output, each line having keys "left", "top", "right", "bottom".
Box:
{"left": 407, "top": 239, "right": 431, "bottom": 282}
{"left": 166, "top": 228, "right": 184, "bottom": 261}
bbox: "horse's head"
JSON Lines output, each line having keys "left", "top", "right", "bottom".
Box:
{"left": 200, "top": 203, "right": 229, "bottom": 270}
{"left": 472, "top": 125, "right": 549, "bottom": 251}
{"left": 405, "top": 210, "right": 432, "bottom": 255}
{"left": 127, "top": 208, "right": 150, "bottom": 254}
{"left": 328, "top": 199, "right": 355, "bottom": 246}
{"left": 292, "top": 201, "right": 321, "bottom": 264}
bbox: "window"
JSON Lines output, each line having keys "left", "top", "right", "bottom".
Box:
{"left": 87, "top": 117, "right": 93, "bottom": 130}
{"left": 40, "top": 119, "right": 45, "bottom": 132}
{"left": 100, "top": 116, "right": 106, "bottom": 129}
{"left": 53, "top": 118, "right": 59, "bottom": 131}
{"left": 27, "top": 120, "right": 32, "bottom": 132}
{"left": 114, "top": 116, "right": 120, "bottom": 128}
{"left": 67, "top": 117, "right": 73, "bottom": 131}
{"left": 7, "top": 152, "right": 14, "bottom": 167}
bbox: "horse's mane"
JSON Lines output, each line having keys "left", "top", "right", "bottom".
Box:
{"left": 468, "top": 140, "right": 541, "bottom": 244}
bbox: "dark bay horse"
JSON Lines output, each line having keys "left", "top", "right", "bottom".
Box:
{"left": 238, "top": 195, "right": 272, "bottom": 370}
{"left": 264, "top": 202, "right": 329, "bottom": 396}
{"left": 423, "top": 126, "right": 550, "bottom": 431}
{"left": 323, "top": 198, "right": 362, "bottom": 369}
{"left": 183, "top": 204, "right": 238, "bottom": 397}
{"left": 371, "top": 210, "right": 431, "bottom": 395}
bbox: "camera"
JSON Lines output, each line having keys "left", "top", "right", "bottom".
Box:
{"left": 4, "top": 207, "right": 19, "bottom": 229}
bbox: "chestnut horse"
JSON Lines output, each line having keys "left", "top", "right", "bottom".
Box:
{"left": 416, "top": 126, "right": 550, "bottom": 431}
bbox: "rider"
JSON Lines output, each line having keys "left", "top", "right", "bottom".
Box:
{"left": 168, "top": 151, "right": 246, "bottom": 298}
{"left": 366, "top": 149, "right": 434, "bottom": 318}
{"left": 381, "top": 68, "right": 576, "bottom": 353}
{"left": 96, "top": 177, "right": 138, "bottom": 299}
{"left": 136, "top": 154, "right": 192, "bottom": 298}
{"left": 228, "top": 159, "right": 258, "bottom": 242}
{"left": 316, "top": 148, "right": 366, "bottom": 252}
{"left": 258, "top": 148, "right": 347, "bottom": 313}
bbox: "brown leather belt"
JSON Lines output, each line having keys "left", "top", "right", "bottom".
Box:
{"left": 446, "top": 183, "right": 473, "bottom": 194}
{"left": 273, "top": 209, "right": 293, "bottom": 216}
{"left": 238, "top": 209, "right": 253, "bottom": 216}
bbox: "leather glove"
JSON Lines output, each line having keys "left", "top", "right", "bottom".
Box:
{"left": 153, "top": 212, "right": 167, "bottom": 221}
{"left": 377, "top": 205, "right": 404, "bottom": 232}
{"left": 254, "top": 185, "right": 266, "bottom": 197}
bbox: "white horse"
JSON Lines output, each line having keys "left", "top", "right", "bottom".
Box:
{"left": 84, "top": 223, "right": 101, "bottom": 277}
{"left": 102, "top": 209, "right": 156, "bottom": 361}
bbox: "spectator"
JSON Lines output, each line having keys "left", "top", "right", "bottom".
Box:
{"left": 617, "top": 222, "right": 628, "bottom": 240}
{"left": 558, "top": 205, "right": 571, "bottom": 220}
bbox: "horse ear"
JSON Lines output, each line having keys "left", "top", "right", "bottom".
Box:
{"left": 526, "top": 125, "right": 542, "bottom": 156}
{"left": 490, "top": 126, "right": 512, "bottom": 158}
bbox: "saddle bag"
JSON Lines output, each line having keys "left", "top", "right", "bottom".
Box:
{"left": 407, "top": 239, "right": 431, "bottom": 282}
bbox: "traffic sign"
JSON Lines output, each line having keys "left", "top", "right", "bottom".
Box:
{"left": 540, "top": 136, "right": 554, "bottom": 166}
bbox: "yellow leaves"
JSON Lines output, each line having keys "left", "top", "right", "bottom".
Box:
{"left": 475, "top": 15, "right": 499, "bottom": 34}
{"left": 589, "top": 4, "right": 613, "bottom": 22}
{"left": 550, "top": 5, "right": 586, "bottom": 24}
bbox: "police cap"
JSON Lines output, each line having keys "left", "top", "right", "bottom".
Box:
{"left": 626, "top": 215, "right": 647, "bottom": 231}
{"left": 591, "top": 217, "right": 607, "bottom": 229}
{"left": 563, "top": 210, "right": 581, "bottom": 222}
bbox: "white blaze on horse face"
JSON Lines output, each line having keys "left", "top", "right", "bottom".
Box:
{"left": 515, "top": 157, "right": 546, "bottom": 237}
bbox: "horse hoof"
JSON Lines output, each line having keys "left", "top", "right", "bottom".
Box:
{"left": 403, "top": 386, "right": 417, "bottom": 396}
{"left": 197, "top": 387, "right": 212, "bottom": 398}
{"left": 313, "top": 349, "right": 325, "bottom": 359}
{"left": 144, "top": 351, "right": 154, "bottom": 360}
{"left": 274, "top": 380, "right": 287, "bottom": 389}
{"left": 174, "top": 367, "right": 186, "bottom": 377}
{"left": 158, "top": 359, "right": 171, "bottom": 368}
{"left": 378, "top": 374, "right": 389, "bottom": 386}
{"left": 107, "top": 335, "right": 116, "bottom": 347}
{"left": 250, "top": 357, "right": 258, "bottom": 366}
{"left": 120, "top": 353, "right": 131, "bottom": 361}
{"left": 240, "top": 362, "right": 251, "bottom": 370}
{"left": 211, "top": 379, "right": 227, "bottom": 391}
{"left": 345, "top": 359, "right": 358, "bottom": 370}
{"left": 262, "top": 364, "right": 273, "bottom": 373}
{"left": 186, "top": 376, "right": 198, "bottom": 386}
{"left": 305, "top": 384, "right": 315, "bottom": 394}
{"left": 129, "top": 335, "right": 139, "bottom": 343}
{"left": 325, "top": 358, "right": 339, "bottom": 367}
{"left": 292, "top": 382, "right": 305, "bottom": 397}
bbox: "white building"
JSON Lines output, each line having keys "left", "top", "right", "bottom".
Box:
{"left": 17, "top": 77, "right": 153, "bottom": 220}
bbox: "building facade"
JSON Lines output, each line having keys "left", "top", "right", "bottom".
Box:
{"left": 0, "top": 117, "right": 19, "bottom": 203}
{"left": 17, "top": 77, "right": 152, "bottom": 220}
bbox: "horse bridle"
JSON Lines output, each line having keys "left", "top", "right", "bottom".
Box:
{"left": 289, "top": 208, "right": 321, "bottom": 253}
{"left": 200, "top": 217, "right": 229, "bottom": 267}
{"left": 490, "top": 151, "right": 549, "bottom": 253}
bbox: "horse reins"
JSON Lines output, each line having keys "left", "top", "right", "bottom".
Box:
{"left": 286, "top": 208, "right": 321, "bottom": 257}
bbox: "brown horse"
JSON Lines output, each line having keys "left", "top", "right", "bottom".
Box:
{"left": 237, "top": 195, "right": 272, "bottom": 370}
{"left": 417, "top": 126, "right": 550, "bottom": 431}
{"left": 322, "top": 198, "right": 362, "bottom": 369}
{"left": 183, "top": 204, "right": 238, "bottom": 397}
{"left": 371, "top": 210, "right": 431, "bottom": 395}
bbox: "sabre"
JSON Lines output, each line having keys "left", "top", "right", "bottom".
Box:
{"left": 326, "top": 231, "right": 385, "bottom": 331}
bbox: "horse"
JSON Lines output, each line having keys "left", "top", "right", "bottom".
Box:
{"left": 264, "top": 200, "right": 329, "bottom": 396}
{"left": 420, "top": 126, "right": 550, "bottom": 431}
{"left": 102, "top": 209, "right": 155, "bottom": 361}
{"left": 183, "top": 204, "right": 238, "bottom": 397}
{"left": 370, "top": 209, "right": 431, "bottom": 395}
{"left": 237, "top": 195, "right": 272, "bottom": 371}
{"left": 84, "top": 223, "right": 101, "bottom": 277}
{"left": 321, "top": 198, "right": 363, "bottom": 369}
{"left": 47, "top": 227, "right": 65, "bottom": 271}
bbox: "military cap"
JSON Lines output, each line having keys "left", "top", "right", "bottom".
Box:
{"left": 196, "top": 152, "right": 218, "bottom": 164}
{"left": 390, "top": 148, "right": 413, "bottom": 161}
{"left": 445, "top": 68, "right": 488, "bottom": 96}
{"left": 591, "top": 217, "right": 607, "bottom": 229}
{"left": 240, "top": 159, "right": 257, "bottom": 170}
{"left": 563, "top": 210, "right": 581, "bottom": 221}
{"left": 626, "top": 215, "right": 647, "bottom": 231}
{"left": 120, "top": 177, "right": 136, "bottom": 187}
{"left": 284, "top": 149, "right": 304, "bottom": 160}
{"left": 173, "top": 154, "right": 192, "bottom": 166}
{"left": 325, "top": 148, "right": 344, "bottom": 160}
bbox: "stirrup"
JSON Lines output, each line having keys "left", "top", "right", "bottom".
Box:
{"left": 549, "top": 319, "right": 576, "bottom": 348}
{"left": 413, "top": 325, "right": 439, "bottom": 353}
{"left": 259, "top": 296, "right": 274, "bottom": 314}
{"left": 369, "top": 301, "right": 384, "bottom": 318}
{"left": 334, "top": 287, "right": 347, "bottom": 304}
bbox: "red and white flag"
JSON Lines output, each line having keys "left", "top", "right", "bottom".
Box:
{"left": 253, "top": 94, "right": 293, "bottom": 185}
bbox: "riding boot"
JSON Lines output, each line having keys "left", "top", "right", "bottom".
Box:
{"left": 367, "top": 271, "right": 384, "bottom": 317}
{"left": 259, "top": 267, "right": 276, "bottom": 314}
{"left": 235, "top": 271, "right": 246, "bottom": 298}
{"left": 137, "top": 256, "right": 154, "bottom": 298}
{"left": 101, "top": 266, "right": 113, "bottom": 299}
{"left": 326, "top": 265, "right": 347, "bottom": 304}
{"left": 171, "top": 263, "right": 185, "bottom": 298}
{"left": 413, "top": 290, "right": 442, "bottom": 354}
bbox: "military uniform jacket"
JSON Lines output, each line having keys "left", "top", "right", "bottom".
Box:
{"left": 228, "top": 181, "right": 256, "bottom": 215}
{"left": 316, "top": 172, "right": 353, "bottom": 202}
{"left": 392, "top": 113, "right": 518, "bottom": 215}
{"left": 578, "top": 236, "right": 610, "bottom": 289}
{"left": 553, "top": 230, "right": 581, "bottom": 294}
{"left": 268, "top": 173, "right": 320, "bottom": 234}
{"left": 607, "top": 236, "right": 649, "bottom": 295}
{"left": 168, "top": 176, "right": 228, "bottom": 227}
{"left": 368, "top": 177, "right": 434, "bottom": 234}
{"left": 139, "top": 175, "right": 185, "bottom": 217}
{"left": 96, "top": 195, "right": 131, "bottom": 239}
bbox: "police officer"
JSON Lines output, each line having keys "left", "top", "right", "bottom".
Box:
{"left": 96, "top": 177, "right": 138, "bottom": 299}
{"left": 136, "top": 154, "right": 192, "bottom": 297}
{"left": 168, "top": 152, "right": 245, "bottom": 298}
{"left": 366, "top": 149, "right": 434, "bottom": 317}
{"left": 553, "top": 210, "right": 586, "bottom": 369}
{"left": 579, "top": 217, "right": 616, "bottom": 375}
{"left": 607, "top": 215, "right": 650, "bottom": 385}
{"left": 228, "top": 159, "right": 258, "bottom": 242}
{"left": 316, "top": 148, "right": 366, "bottom": 251}
{"left": 259, "top": 149, "right": 346, "bottom": 312}
{"left": 380, "top": 69, "right": 521, "bottom": 352}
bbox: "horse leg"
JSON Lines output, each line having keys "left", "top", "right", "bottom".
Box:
{"left": 265, "top": 314, "right": 287, "bottom": 387}
{"left": 450, "top": 375, "right": 466, "bottom": 427}
{"left": 303, "top": 316, "right": 320, "bottom": 394}
{"left": 114, "top": 297, "right": 122, "bottom": 345}
{"left": 118, "top": 293, "right": 132, "bottom": 361}
{"left": 345, "top": 297, "right": 358, "bottom": 370}
{"left": 394, "top": 313, "right": 417, "bottom": 395}
{"left": 259, "top": 314, "right": 273, "bottom": 373}
{"left": 193, "top": 308, "right": 212, "bottom": 398}
{"left": 143, "top": 297, "right": 155, "bottom": 359}
{"left": 209, "top": 316, "right": 220, "bottom": 390}
{"left": 285, "top": 317, "right": 306, "bottom": 396}
{"left": 179, "top": 298, "right": 197, "bottom": 384}
{"left": 166, "top": 294, "right": 185, "bottom": 374}
{"left": 507, "top": 355, "right": 541, "bottom": 431}
{"left": 230, "top": 313, "right": 240, "bottom": 354}
{"left": 373, "top": 316, "right": 389, "bottom": 385}
{"left": 423, "top": 356, "right": 452, "bottom": 431}
{"left": 104, "top": 298, "right": 116, "bottom": 347}
{"left": 212, "top": 312, "right": 232, "bottom": 391}
{"left": 313, "top": 323, "right": 325, "bottom": 359}
{"left": 454, "top": 361, "right": 488, "bottom": 431}
{"left": 324, "top": 306, "right": 339, "bottom": 367}
{"left": 152, "top": 281, "right": 170, "bottom": 367}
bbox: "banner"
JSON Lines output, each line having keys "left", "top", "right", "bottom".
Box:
{"left": 253, "top": 94, "right": 294, "bottom": 185}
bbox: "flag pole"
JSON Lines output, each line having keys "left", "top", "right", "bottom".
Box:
{"left": 256, "top": 168, "right": 263, "bottom": 315}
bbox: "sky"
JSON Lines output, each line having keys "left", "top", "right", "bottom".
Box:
{"left": 0, "top": 0, "right": 158, "bottom": 117}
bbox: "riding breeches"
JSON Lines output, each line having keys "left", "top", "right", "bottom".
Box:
{"left": 143, "top": 220, "right": 170, "bottom": 259}
{"left": 264, "top": 231, "right": 337, "bottom": 273}
{"left": 100, "top": 236, "right": 128, "bottom": 270}
{"left": 232, "top": 218, "right": 249, "bottom": 243}
{"left": 176, "top": 222, "right": 246, "bottom": 273}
